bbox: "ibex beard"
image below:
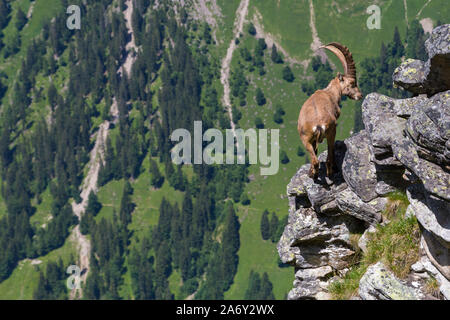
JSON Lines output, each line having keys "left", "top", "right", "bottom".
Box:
{"left": 298, "top": 42, "right": 363, "bottom": 180}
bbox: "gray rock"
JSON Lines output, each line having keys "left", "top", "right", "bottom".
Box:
{"left": 405, "top": 205, "right": 415, "bottom": 219}
{"left": 293, "top": 243, "right": 356, "bottom": 271}
{"left": 359, "top": 262, "right": 422, "bottom": 300}
{"left": 423, "top": 91, "right": 450, "bottom": 141}
{"left": 416, "top": 255, "right": 450, "bottom": 299}
{"left": 421, "top": 230, "right": 450, "bottom": 281}
{"left": 425, "top": 24, "right": 450, "bottom": 58}
{"left": 286, "top": 142, "right": 348, "bottom": 212}
{"left": 335, "top": 188, "right": 386, "bottom": 225}
{"left": 369, "top": 145, "right": 403, "bottom": 167}
{"left": 392, "top": 136, "right": 450, "bottom": 200}
{"left": 407, "top": 184, "right": 450, "bottom": 247}
{"left": 375, "top": 180, "right": 397, "bottom": 196}
{"left": 277, "top": 207, "right": 364, "bottom": 269}
{"left": 319, "top": 200, "right": 339, "bottom": 214}
{"left": 295, "top": 266, "right": 333, "bottom": 280}
{"left": 375, "top": 166, "right": 408, "bottom": 196}
{"left": 342, "top": 131, "right": 379, "bottom": 202}
{"left": 393, "top": 24, "right": 450, "bottom": 96}
{"left": 302, "top": 169, "right": 347, "bottom": 212}
{"left": 405, "top": 91, "right": 450, "bottom": 166}
{"left": 392, "top": 59, "right": 430, "bottom": 94}
{"left": 289, "top": 267, "right": 334, "bottom": 300}
{"left": 362, "top": 93, "right": 407, "bottom": 158}
{"left": 287, "top": 165, "right": 310, "bottom": 198}
{"left": 424, "top": 24, "right": 450, "bottom": 95}
{"left": 411, "top": 260, "right": 426, "bottom": 273}
{"left": 358, "top": 225, "right": 377, "bottom": 254}
{"left": 288, "top": 279, "right": 322, "bottom": 300}
{"left": 394, "top": 95, "right": 429, "bottom": 118}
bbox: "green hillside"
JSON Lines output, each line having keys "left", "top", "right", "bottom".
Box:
{"left": 0, "top": 0, "right": 447, "bottom": 300}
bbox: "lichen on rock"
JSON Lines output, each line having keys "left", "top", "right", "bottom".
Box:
{"left": 393, "top": 24, "right": 450, "bottom": 96}
{"left": 358, "top": 262, "right": 423, "bottom": 300}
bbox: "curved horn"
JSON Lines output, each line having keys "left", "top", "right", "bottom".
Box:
{"left": 320, "top": 42, "right": 356, "bottom": 80}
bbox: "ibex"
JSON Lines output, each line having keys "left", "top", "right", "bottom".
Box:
{"left": 298, "top": 43, "right": 363, "bottom": 179}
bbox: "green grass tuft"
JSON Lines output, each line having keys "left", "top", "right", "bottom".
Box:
{"left": 329, "top": 192, "right": 420, "bottom": 300}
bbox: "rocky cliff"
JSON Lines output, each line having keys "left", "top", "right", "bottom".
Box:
{"left": 277, "top": 24, "right": 450, "bottom": 300}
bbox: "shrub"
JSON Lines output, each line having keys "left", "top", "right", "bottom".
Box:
{"left": 273, "top": 111, "right": 283, "bottom": 124}
{"left": 254, "top": 117, "right": 264, "bottom": 129}
{"left": 248, "top": 23, "right": 256, "bottom": 36}
{"left": 256, "top": 38, "right": 267, "bottom": 54}
{"left": 282, "top": 66, "right": 295, "bottom": 82}
{"left": 273, "top": 105, "right": 285, "bottom": 124}
{"left": 255, "top": 88, "right": 266, "bottom": 106}
{"left": 232, "top": 106, "right": 242, "bottom": 123}
{"left": 260, "top": 210, "right": 270, "bottom": 240}
{"left": 329, "top": 193, "right": 420, "bottom": 300}
{"left": 280, "top": 150, "right": 289, "bottom": 164}
{"left": 271, "top": 45, "right": 283, "bottom": 64}
{"left": 240, "top": 193, "right": 250, "bottom": 205}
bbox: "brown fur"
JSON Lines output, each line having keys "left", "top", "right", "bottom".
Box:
{"left": 298, "top": 43, "right": 362, "bottom": 179}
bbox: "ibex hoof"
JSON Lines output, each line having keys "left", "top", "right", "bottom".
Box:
{"left": 308, "top": 169, "right": 319, "bottom": 180}
{"left": 326, "top": 162, "right": 336, "bottom": 178}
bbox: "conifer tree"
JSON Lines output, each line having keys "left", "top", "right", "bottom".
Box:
{"left": 119, "top": 181, "right": 134, "bottom": 226}
{"left": 256, "top": 88, "right": 266, "bottom": 106}
{"left": 248, "top": 23, "right": 256, "bottom": 36}
{"left": 282, "top": 66, "right": 294, "bottom": 82}
{"left": 244, "top": 270, "right": 261, "bottom": 300}
{"left": 240, "top": 193, "right": 250, "bottom": 205}
{"left": 15, "top": 7, "right": 27, "bottom": 31}
{"left": 260, "top": 272, "right": 275, "bottom": 300}
{"left": 86, "top": 191, "right": 102, "bottom": 216}
{"left": 254, "top": 117, "right": 264, "bottom": 129}
{"left": 260, "top": 210, "right": 270, "bottom": 240}
{"left": 297, "top": 145, "right": 305, "bottom": 157}
{"left": 271, "top": 45, "right": 283, "bottom": 64}
{"left": 0, "top": 0, "right": 10, "bottom": 29}
{"left": 269, "top": 212, "right": 279, "bottom": 242}
{"left": 149, "top": 158, "right": 164, "bottom": 188}
{"left": 280, "top": 150, "right": 290, "bottom": 164}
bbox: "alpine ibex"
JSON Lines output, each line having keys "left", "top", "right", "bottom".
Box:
{"left": 298, "top": 43, "right": 363, "bottom": 179}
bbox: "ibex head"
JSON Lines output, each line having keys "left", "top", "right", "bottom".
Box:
{"left": 321, "top": 42, "right": 363, "bottom": 101}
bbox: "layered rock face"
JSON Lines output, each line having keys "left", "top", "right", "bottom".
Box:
{"left": 278, "top": 24, "right": 450, "bottom": 300}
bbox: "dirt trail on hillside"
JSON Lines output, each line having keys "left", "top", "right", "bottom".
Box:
{"left": 417, "top": 0, "right": 432, "bottom": 18}
{"left": 192, "top": 0, "right": 222, "bottom": 43}
{"left": 309, "top": 0, "right": 321, "bottom": 53}
{"left": 308, "top": 0, "right": 335, "bottom": 68}
{"left": 70, "top": 0, "right": 135, "bottom": 299}
{"left": 121, "top": 0, "right": 138, "bottom": 76}
{"left": 69, "top": 121, "right": 109, "bottom": 299}
{"left": 220, "top": 0, "right": 249, "bottom": 150}
{"left": 27, "top": 2, "right": 35, "bottom": 19}
{"left": 403, "top": 0, "right": 409, "bottom": 27}
{"left": 252, "top": 10, "right": 309, "bottom": 70}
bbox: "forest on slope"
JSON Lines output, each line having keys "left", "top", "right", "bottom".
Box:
{"left": 0, "top": 0, "right": 448, "bottom": 300}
